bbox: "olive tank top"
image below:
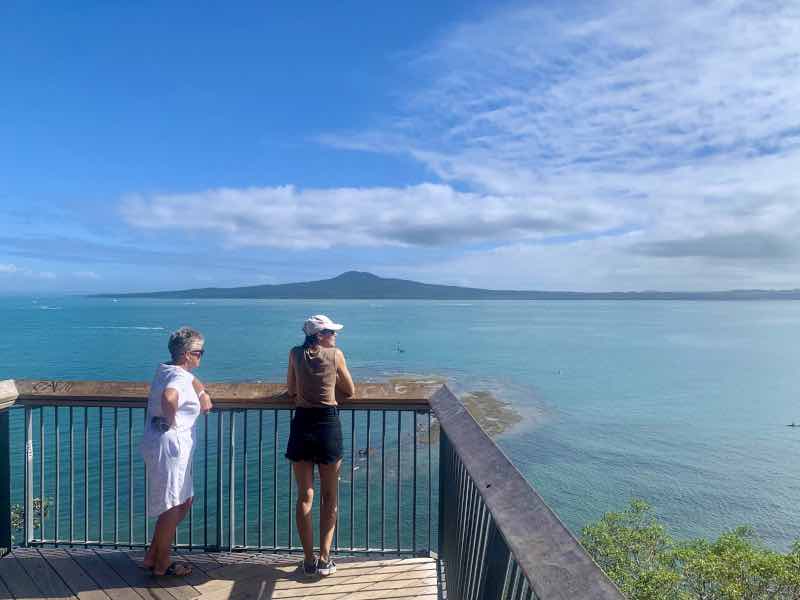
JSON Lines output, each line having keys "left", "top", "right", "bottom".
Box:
{"left": 290, "top": 345, "right": 338, "bottom": 407}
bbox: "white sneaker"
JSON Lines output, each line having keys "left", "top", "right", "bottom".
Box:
{"left": 317, "top": 559, "right": 336, "bottom": 576}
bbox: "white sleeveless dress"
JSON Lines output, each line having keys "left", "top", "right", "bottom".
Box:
{"left": 139, "top": 363, "right": 200, "bottom": 517}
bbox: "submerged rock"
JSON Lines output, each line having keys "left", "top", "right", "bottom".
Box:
{"left": 387, "top": 376, "right": 523, "bottom": 443}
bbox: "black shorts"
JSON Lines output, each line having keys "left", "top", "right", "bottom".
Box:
{"left": 285, "top": 406, "right": 343, "bottom": 465}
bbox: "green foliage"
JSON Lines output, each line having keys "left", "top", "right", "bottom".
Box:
{"left": 9, "top": 497, "right": 49, "bottom": 543}
{"left": 581, "top": 500, "right": 800, "bottom": 600}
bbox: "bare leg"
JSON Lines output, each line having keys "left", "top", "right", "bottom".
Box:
{"left": 293, "top": 461, "right": 316, "bottom": 563}
{"left": 318, "top": 460, "right": 341, "bottom": 563}
{"left": 151, "top": 498, "right": 193, "bottom": 575}
{"left": 143, "top": 497, "right": 193, "bottom": 569}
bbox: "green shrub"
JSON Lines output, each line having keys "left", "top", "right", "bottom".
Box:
{"left": 582, "top": 500, "right": 800, "bottom": 600}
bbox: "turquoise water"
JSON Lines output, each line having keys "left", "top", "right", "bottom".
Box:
{"left": 1, "top": 297, "right": 799, "bottom": 550}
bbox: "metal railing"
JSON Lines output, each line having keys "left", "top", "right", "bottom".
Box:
{"left": 431, "top": 385, "right": 625, "bottom": 600}
{"left": 1, "top": 379, "right": 625, "bottom": 600}
{"left": 1, "top": 380, "right": 437, "bottom": 556}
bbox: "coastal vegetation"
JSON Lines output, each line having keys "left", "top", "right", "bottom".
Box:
{"left": 582, "top": 500, "right": 800, "bottom": 599}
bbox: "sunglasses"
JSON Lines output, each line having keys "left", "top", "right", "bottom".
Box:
{"left": 189, "top": 349, "right": 205, "bottom": 357}
{"left": 320, "top": 330, "right": 337, "bottom": 336}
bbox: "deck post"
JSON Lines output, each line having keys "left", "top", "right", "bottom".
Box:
{"left": 0, "top": 380, "right": 19, "bottom": 556}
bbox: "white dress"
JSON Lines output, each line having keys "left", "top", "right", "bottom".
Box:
{"left": 139, "top": 363, "right": 200, "bottom": 517}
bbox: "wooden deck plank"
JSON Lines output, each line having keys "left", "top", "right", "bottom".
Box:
{"left": 66, "top": 549, "right": 145, "bottom": 600}
{"left": 173, "top": 553, "right": 223, "bottom": 577}
{"left": 0, "top": 549, "right": 439, "bottom": 600}
{"left": 94, "top": 550, "right": 191, "bottom": 600}
{"left": 125, "top": 552, "right": 208, "bottom": 594}
{"left": 35, "top": 549, "right": 111, "bottom": 600}
{"left": 12, "top": 548, "right": 78, "bottom": 600}
{"left": 0, "top": 571, "right": 12, "bottom": 600}
{"left": 0, "top": 554, "right": 44, "bottom": 600}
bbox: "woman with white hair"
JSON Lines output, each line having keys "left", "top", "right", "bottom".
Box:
{"left": 139, "top": 326, "right": 212, "bottom": 576}
{"left": 286, "top": 315, "right": 355, "bottom": 578}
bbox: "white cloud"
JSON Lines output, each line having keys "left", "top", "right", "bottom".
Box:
{"left": 74, "top": 271, "right": 100, "bottom": 279}
{"left": 0, "top": 263, "right": 57, "bottom": 280}
{"left": 121, "top": 184, "right": 632, "bottom": 249}
{"left": 321, "top": 0, "right": 800, "bottom": 288}
{"left": 121, "top": 0, "right": 800, "bottom": 289}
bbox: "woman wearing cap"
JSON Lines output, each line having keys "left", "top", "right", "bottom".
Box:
{"left": 139, "top": 326, "right": 213, "bottom": 576}
{"left": 286, "top": 314, "right": 355, "bottom": 578}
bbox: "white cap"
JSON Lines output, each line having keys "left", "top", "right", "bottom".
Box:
{"left": 302, "top": 314, "right": 344, "bottom": 336}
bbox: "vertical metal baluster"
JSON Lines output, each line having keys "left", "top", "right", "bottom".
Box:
{"left": 273, "top": 410, "right": 278, "bottom": 549}
{"left": 258, "top": 409, "right": 263, "bottom": 549}
{"left": 365, "top": 411, "right": 370, "bottom": 551}
{"left": 84, "top": 407, "right": 89, "bottom": 543}
{"left": 350, "top": 410, "right": 355, "bottom": 550}
{"left": 204, "top": 413, "right": 209, "bottom": 549}
{"left": 228, "top": 411, "right": 235, "bottom": 551}
{"left": 70, "top": 407, "right": 74, "bottom": 544}
{"left": 143, "top": 411, "right": 149, "bottom": 546}
{"left": 39, "top": 407, "right": 44, "bottom": 541}
{"left": 23, "top": 407, "right": 32, "bottom": 546}
{"left": 413, "top": 411, "right": 417, "bottom": 553}
{"left": 497, "top": 556, "right": 515, "bottom": 600}
{"left": 381, "top": 411, "right": 385, "bottom": 552}
{"left": 242, "top": 410, "right": 248, "bottom": 549}
{"left": 396, "top": 410, "right": 401, "bottom": 552}
{"left": 55, "top": 407, "right": 60, "bottom": 544}
{"left": 128, "top": 408, "right": 132, "bottom": 547}
{"left": 216, "top": 411, "right": 223, "bottom": 550}
{"left": 509, "top": 562, "right": 522, "bottom": 600}
{"left": 288, "top": 409, "right": 293, "bottom": 549}
{"left": 428, "top": 410, "right": 432, "bottom": 553}
{"left": 99, "top": 408, "right": 104, "bottom": 545}
{"left": 113, "top": 409, "right": 118, "bottom": 547}
{"left": 519, "top": 577, "right": 531, "bottom": 600}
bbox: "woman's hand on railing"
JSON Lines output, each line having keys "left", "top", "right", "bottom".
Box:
{"left": 199, "top": 390, "right": 213, "bottom": 413}
{"left": 193, "top": 377, "right": 213, "bottom": 413}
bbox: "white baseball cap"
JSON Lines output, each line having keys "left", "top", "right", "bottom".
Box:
{"left": 302, "top": 314, "right": 344, "bottom": 336}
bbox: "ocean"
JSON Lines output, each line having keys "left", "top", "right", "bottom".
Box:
{"left": 1, "top": 296, "right": 799, "bottom": 550}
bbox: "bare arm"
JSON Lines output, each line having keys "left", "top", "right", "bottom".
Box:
{"left": 192, "top": 377, "right": 213, "bottom": 414}
{"left": 335, "top": 349, "right": 355, "bottom": 398}
{"left": 287, "top": 350, "right": 297, "bottom": 399}
{"left": 161, "top": 388, "right": 179, "bottom": 427}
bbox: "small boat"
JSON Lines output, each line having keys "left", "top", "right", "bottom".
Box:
{"left": 395, "top": 343, "right": 405, "bottom": 354}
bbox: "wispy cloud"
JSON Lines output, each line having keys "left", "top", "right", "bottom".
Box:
{"left": 0, "top": 262, "right": 58, "bottom": 280}
{"left": 119, "top": 0, "right": 800, "bottom": 290}
{"left": 121, "top": 184, "right": 631, "bottom": 249}
{"left": 320, "top": 0, "right": 800, "bottom": 288}
{"left": 74, "top": 270, "right": 100, "bottom": 279}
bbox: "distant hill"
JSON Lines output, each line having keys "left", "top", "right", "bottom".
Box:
{"left": 93, "top": 271, "right": 800, "bottom": 300}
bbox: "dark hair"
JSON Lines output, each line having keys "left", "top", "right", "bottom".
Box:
{"left": 302, "top": 334, "right": 318, "bottom": 349}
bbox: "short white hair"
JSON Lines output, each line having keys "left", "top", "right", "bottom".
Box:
{"left": 168, "top": 326, "right": 204, "bottom": 359}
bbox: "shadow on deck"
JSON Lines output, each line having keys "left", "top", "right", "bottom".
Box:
{"left": 0, "top": 548, "right": 439, "bottom": 600}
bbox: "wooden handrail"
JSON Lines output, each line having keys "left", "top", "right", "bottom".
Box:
{"left": 11, "top": 379, "right": 437, "bottom": 410}
{"left": 430, "top": 385, "right": 625, "bottom": 600}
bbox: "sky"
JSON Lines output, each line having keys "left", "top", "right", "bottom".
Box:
{"left": 1, "top": 0, "right": 799, "bottom": 294}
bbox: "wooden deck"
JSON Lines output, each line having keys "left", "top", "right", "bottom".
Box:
{"left": 0, "top": 549, "right": 440, "bottom": 600}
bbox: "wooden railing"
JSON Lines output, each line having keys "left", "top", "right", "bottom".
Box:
{"left": 0, "top": 379, "right": 625, "bottom": 599}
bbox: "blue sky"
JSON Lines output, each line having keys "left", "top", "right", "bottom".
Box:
{"left": 2, "top": 1, "right": 799, "bottom": 293}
